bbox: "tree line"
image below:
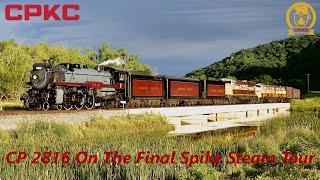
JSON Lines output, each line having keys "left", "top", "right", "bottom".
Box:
{"left": 186, "top": 34, "right": 320, "bottom": 92}
{"left": 0, "top": 39, "right": 152, "bottom": 99}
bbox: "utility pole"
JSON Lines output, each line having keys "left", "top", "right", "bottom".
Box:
{"left": 306, "top": 74, "right": 311, "bottom": 92}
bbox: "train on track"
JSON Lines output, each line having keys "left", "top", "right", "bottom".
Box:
{"left": 20, "top": 62, "right": 300, "bottom": 111}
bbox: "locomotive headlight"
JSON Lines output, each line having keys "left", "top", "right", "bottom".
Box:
{"left": 32, "top": 75, "right": 38, "bottom": 80}
{"left": 35, "top": 66, "right": 42, "bottom": 70}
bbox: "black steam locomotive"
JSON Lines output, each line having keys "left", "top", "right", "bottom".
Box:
{"left": 21, "top": 62, "right": 127, "bottom": 110}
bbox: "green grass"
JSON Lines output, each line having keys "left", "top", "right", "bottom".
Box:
{"left": 291, "top": 97, "right": 320, "bottom": 111}
{"left": 0, "top": 100, "right": 23, "bottom": 110}
{"left": 0, "top": 112, "right": 319, "bottom": 179}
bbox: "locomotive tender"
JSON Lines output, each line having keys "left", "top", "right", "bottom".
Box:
{"left": 21, "top": 62, "right": 300, "bottom": 110}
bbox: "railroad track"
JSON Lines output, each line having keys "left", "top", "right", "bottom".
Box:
{"left": 0, "top": 102, "right": 291, "bottom": 116}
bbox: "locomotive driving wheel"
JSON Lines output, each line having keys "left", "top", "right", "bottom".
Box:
{"left": 85, "top": 96, "right": 95, "bottom": 109}
{"left": 74, "top": 90, "right": 85, "bottom": 110}
{"left": 43, "top": 101, "right": 50, "bottom": 111}
{"left": 63, "top": 104, "right": 73, "bottom": 110}
{"left": 57, "top": 105, "right": 63, "bottom": 110}
{"left": 35, "top": 104, "right": 42, "bottom": 111}
{"left": 74, "top": 104, "right": 83, "bottom": 110}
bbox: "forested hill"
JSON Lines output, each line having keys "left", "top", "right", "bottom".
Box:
{"left": 186, "top": 35, "right": 320, "bottom": 92}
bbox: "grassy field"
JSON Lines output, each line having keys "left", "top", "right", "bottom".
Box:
{"left": 0, "top": 112, "right": 319, "bottom": 179}
{"left": 0, "top": 100, "right": 23, "bottom": 110}
{"left": 291, "top": 96, "right": 320, "bottom": 111}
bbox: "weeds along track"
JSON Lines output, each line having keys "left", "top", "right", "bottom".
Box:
{"left": 0, "top": 109, "right": 102, "bottom": 116}
{"left": 0, "top": 106, "right": 195, "bottom": 116}
{"left": 0, "top": 109, "right": 135, "bottom": 130}
{"left": 0, "top": 107, "right": 165, "bottom": 130}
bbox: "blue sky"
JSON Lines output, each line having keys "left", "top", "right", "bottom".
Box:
{"left": 0, "top": 0, "right": 319, "bottom": 76}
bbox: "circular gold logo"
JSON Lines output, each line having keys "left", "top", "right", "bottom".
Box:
{"left": 286, "top": 2, "right": 317, "bottom": 35}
